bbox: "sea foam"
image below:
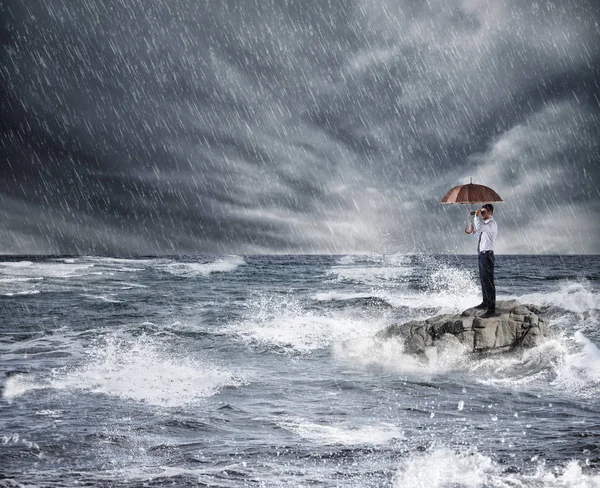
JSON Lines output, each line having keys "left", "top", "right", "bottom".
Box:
{"left": 278, "top": 418, "right": 404, "bottom": 446}
{"left": 393, "top": 447, "right": 600, "bottom": 488}
{"left": 515, "top": 280, "right": 598, "bottom": 315}
{"left": 3, "top": 335, "right": 245, "bottom": 407}
{"left": 159, "top": 256, "right": 245, "bottom": 277}
{"left": 228, "top": 293, "right": 388, "bottom": 354}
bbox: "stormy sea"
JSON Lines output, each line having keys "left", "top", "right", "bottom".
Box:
{"left": 1, "top": 254, "right": 599, "bottom": 487}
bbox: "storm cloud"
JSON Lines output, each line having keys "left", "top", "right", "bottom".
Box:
{"left": 1, "top": 0, "right": 599, "bottom": 254}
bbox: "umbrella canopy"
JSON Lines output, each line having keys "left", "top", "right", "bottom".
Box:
{"left": 441, "top": 178, "right": 503, "bottom": 234}
{"left": 440, "top": 179, "right": 503, "bottom": 204}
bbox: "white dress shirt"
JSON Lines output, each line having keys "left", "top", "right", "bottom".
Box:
{"left": 474, "top": 216, "right": 497, "bottom": 252}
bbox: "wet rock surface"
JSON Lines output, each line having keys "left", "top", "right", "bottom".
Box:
{"left": 378, "top": 300, "right": 550, "bottom": 354}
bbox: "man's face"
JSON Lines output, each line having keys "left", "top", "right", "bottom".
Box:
{"left": 480, "top": 207, "right": 492, "bottom": 219}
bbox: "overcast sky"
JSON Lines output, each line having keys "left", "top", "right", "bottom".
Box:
{"left": 1, "top": 0, "right": 599, "bottom": 255}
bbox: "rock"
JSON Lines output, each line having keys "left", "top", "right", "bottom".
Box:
{"left": 509, "top": 313, "right": 526, "bottom": 322}
{"left": 495, "top": 299, "right": 522, "bottom": 313}
{"left": 378, "top": 300, "right": 551, "bottom": 355}
{"left": 426, "top": 314, "right": 455, "bottom": 324}
{"left": 474, "top": 317, "right": 498, "bottom": 350}
{"left": 512, "top": 305, "right": 532, "bottom": 315}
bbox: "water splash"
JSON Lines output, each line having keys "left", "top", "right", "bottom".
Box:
{"left": 3, "top": 334, "right": 245, "bottom": 407}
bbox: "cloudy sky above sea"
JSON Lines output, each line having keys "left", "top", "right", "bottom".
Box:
{"left": 1, "top": 0, "right": 598, "bottom": 255}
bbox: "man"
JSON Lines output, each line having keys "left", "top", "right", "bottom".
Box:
{"left": 470, "top": 203, "right": 497, "bottom": 318}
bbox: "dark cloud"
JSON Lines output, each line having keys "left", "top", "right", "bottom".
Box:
{"left": 1, "top": 0, "right": 599, "bottom": 254}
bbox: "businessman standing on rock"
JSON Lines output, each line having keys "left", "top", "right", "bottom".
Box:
{"left": 469, "top": 203, "right": 498, "bottom": 318}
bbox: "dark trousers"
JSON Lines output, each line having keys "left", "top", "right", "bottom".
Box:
{"left": 478, "top": 251, "right": 496, "bottom": 310}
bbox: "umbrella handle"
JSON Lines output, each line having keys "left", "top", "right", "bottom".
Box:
{"left": 464, "top": 205, "right": 474, "bottom": 234}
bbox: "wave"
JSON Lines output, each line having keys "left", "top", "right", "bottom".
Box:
{"left": 3, "top": 335, "right": 245, "bottom": 407}
{"left": 0, "top": 260, "right": 95, "bottom": 279}
{"left": 393, "top": 447, "right": 599, "bottom": 488}
{"left": 337, "top": 324, "right": 600, "bottom": 399}
{"left": 334, "top": 332, "right": 471, "bottom": 375}
{"left": 0, "top": 260, "right": 34, "bottom": 268}
{"left": 473, "top": 331, "right": 600, "bottom": 399}
{"left": 336, "top": 255, "right": 358, "bottom": 265}
{"left": 278, "top": 418, "right": 404, "bottom": 446}
{"left": 2, "top": 289, "right": 41, "bottom": 296}
{"left": 311, "top": 291, "right": 393, "bottom": 309}
{"left": 325, "top": 259, "right": 481, "bottom": 314}
{"left": 227, "top": 293, "right": 389, "bottom": 354}
{"left": 0, "top": 276, "right": 43, "bottom": 283}
{"left": 159, "top": 256, "right": 245, "bottom": 277}
{"left": 80, "top": 293, "right": 124, "bottom": 303}
{"left": 552, "top": 331, "right": 600, "bottom": 397}
{"left": 514, "top": 280, "right": 598, "bottom": 315}
{"left": 85, "top": 257, "right": 155, "bottom": 265}
{"left": 326, "top": 265, "right": 411, "bottom": 286}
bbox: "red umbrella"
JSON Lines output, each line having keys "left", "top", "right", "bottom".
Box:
{"left": 441, "top": 178, "right": 503, "bottom": 233}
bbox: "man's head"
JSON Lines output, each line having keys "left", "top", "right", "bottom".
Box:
{"left": 481, "top": 204, "right": 494, "bottom": 219}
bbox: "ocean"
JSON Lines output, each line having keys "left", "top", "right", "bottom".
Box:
{"left": 1, "top": 254, "right": 599, "bottom": 487}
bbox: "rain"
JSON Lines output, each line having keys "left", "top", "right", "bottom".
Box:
{"left": 1, "top": 0, "right": 598, "bottom": 255}
{"left": 1, "top": 1, "right": 600, "bottom": 487}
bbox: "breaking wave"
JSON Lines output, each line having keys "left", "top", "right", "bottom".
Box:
{"left": 159, "top": 256, "right": 245, "bottom": 277}
{"left": 337, "top": 325, "right": 600, "bottom": 399}
{"left": 393, "top": 447, "right": 599, "bottom": 488}
{"left": 514, "top": 280, "right": 598, "bottom": 315}
{"left": 227, "top": 293, "right": 388, "bottom": 354}
{"left": 3, "top": 335, "right": 245, "bottom": 407}
{"left": 278, "top": 418, "right": 404, "bottom": 446}
{"left": 319, "top": 262, "right": 480, "bottom": 315}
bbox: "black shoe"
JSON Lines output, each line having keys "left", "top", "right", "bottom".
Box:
{"left": 480, "top": 309, "right": 496, "bottom": 318}
{"left": 474, "top": 302, "right": 487, "bottom": 309}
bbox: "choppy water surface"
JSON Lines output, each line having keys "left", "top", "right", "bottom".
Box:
{"left": 1, "top": 254, "right": 599, "bottom": 487}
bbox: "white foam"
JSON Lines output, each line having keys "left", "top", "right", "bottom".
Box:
{"left": 0, "top": 261, "right": 33, "bottom": 268}
{"left": 3, "top": 374, "right": 47, "bottom": 400}
{"left": 393, "top": 447, "right": 600, "bottom": 488}
{"left": 81, "top": 294, "right": 124, "bottom": 303}
{"left": 336, "top": 255, "right": 357, "bottom": 265}
{"left": 552, "top": 331, "right": 600, "bottom": 398}
{"left": 2, "top": 289, "right": 40, "bottom": 296}
{"left": 4, "top": 335, "right": 245, "bottom": 407}
{"left": 86, "top": 257, "right": 155, "bottom": 265}
{"left": 471, "top": 330, "right": 600, "bottom": 399}
{"left": 0, "top": 261, "right": 95, "bottom": 279}
{"left": 0, "top": 276, "right": 43, "bottom": 283}
{"left": 311, "top": 291, "right": 375, "bottom": 301}
{"left": 160, "top": 256, "right": 245, "bottom": 277}
{"left": 278, "top": 418, "right": 404, "bottom": 446}
{"left": 115, "top": 281, "right": 147, "bottom": 288}
{"left": 35, "top": 410, "right": 64, "bottom": 417}
{"left": 327, "top": 265, "right": 410, "bottom": 286}
{"left": 335, "top": 333, "right": 470, "bottom": 375}
{"left": 228, "top": 294, "right": 387, "bottom": 354}
{"left": 424, "top": 264, "right": 481, "bottom": 311}
{"left": 338, "top": 314, "right": 600, "bottom": 399}
{"left": 394, "top": 447, "right": 495, "bottom": 487}
{"left": 324, "top": 260, "right": 481, "bottom": 315}
{"left": 515, "top": 280, "right": 598, "bottom": 315}
{"left": 0, "top": 432, "right": 40, "bottom": 451}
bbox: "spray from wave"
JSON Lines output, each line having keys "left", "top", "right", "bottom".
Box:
{"left": 3, "top": 334, "right": 245, "bottom": 407}
{"left": 325, "top": 256, "right": 480, "bottom": 315}
{"left": 393, "top": 447, "right": 599, "bottom": 488}
{"left": 227, "top": 293, "right": 389, "bottom": 354}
